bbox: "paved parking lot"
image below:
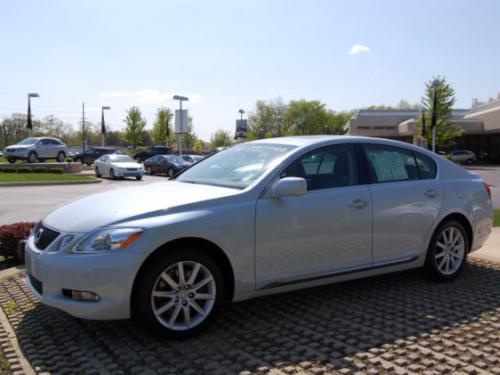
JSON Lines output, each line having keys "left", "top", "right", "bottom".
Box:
{"left": 0, "top": 259, "right": 498, "bottom": 375}
{"left": 0, "top": 175, "right": 164, "bottom": 225}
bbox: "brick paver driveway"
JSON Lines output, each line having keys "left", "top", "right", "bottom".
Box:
{"left": 0, "top": 259, "right": 499, "bottom": 375}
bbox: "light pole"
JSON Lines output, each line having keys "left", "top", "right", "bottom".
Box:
{"left": 173, "top": 95, "right": 189, "bottom": 155}
{"left": 238, "top": 109, "right": 244, "bottom": 120}
{"left": 27, "top": 93, "right": 40, "bottom": 137}
{"left": 101, "top": 106, "right": 111, "bottom": 146}
{"left": 430, "top": 79, "right": 439, "bottom": 153}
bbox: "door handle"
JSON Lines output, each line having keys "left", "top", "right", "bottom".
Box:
{"left": 348, "top": 199, "right": 368, "bottom": 209}
{"left": 424, "top": 189, "right": 438, "bottom": 198}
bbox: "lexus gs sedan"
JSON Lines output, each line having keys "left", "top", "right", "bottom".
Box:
{"left": 25, "top": 136, "right": 492, "bottom": 338}
{"left": 94, "top": 154, "right": 144, "bottom": 180}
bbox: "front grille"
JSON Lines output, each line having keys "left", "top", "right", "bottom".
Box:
{"left": 33, "top": 223, "right": 60, "bottom": 250}
{"left": 28, "top": 273, "right": 43, "bottom": 295}
{"left": 126, "top": 168, "right": 137, "bottom": 171}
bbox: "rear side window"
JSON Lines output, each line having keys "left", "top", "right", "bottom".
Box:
{"left": 363, "top": 144, "right": 419, "bottom": 183}
{"left": 414, "top": 151, "right": 437, "bottom": 179}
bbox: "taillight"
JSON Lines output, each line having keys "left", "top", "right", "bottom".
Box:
{"left": 483, "top": 181, "right": 491, "bottom": 199}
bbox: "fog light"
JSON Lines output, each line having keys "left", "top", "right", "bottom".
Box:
{"left": 71, "top": 290, "right": 101, "bottom": 302}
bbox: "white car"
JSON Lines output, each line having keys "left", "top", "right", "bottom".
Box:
{"left": 3, "top": 137, "right": 68, "bottom": 163}
{"left": 25, "top": 136, "right": 492, "bottom": 338}
{"left": 94, "top": 154, "right": 144, "bottom": 180}
{"left": 450, "top": 150, "right": 477, "bottom": 164}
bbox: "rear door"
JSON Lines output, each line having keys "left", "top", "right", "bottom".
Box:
{"left": 362, "top": 143, "right": 443, "bottom": 264}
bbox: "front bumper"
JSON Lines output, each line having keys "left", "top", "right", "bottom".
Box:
{"left": 25, "top": 234, "right": 146, "bottom": 320}
{"left": 115, "top": 169, "right": 144, "bottom": 177}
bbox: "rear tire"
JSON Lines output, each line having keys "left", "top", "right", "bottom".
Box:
{"left": 146, "top": 166, "right": 152, "bottom": 175}
{"left": 56, "top": 152, "right": 66, "bottom": 162}
{"left": 136, "top": 176, "right": 142, "bottom": 180}
{"left": 133, "top": 249, "right": 225, "bottom": 338}
{"left": 167, "top": 167, "right": 175, "bottom": 177}
{"left": 424, "top": 220, "right": 468, "bottom": 281}
{"left": 466, "top": 159, "right": 473, "bottom": 165}
{"left": 28, "top": 151, "right": 37, "bottom": 163}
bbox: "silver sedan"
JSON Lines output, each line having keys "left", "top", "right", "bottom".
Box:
{"left": 94, "top": 154, "right": 144, "bottom": 180}
{"left": 24, "top": 136, "right": 492, "bottom": 338}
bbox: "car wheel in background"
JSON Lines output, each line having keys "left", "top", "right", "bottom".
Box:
{"left": 109, "top": 169, "right": 116, "bottom": 180}
{"left": 425, "top": 220, "right": 468, "bottom": 281}
{"left": 7, "top": 158, "right": 15, "bottom": 164}
{"left": 146, "top": 166, "right": 152, "bottom": 175}
{"left": 136, "top": 176, "right": 142, "bottom": 180}
{"left": 28, "top": 151, "right": 38, "bottom": 163}
{"left": 133, "top": 249, "right": 225, "bottom": 338}
{"left": 466, "top": 159, "right": 474, "bottom": 164}
{"left": 95, "top": 167, "right": 101, "bottom": 178}
{"left": 167, "top": 168, "right": 175, "bottom": 177}
{"left": 57, "top": 152, "right": 66, "bottom": 162}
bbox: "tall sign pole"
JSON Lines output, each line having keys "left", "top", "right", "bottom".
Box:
{"left": 173, "top": 95, "right": 189, "bottom": 156}
{"left": 27, "top": 93, "right": 39, "bottom": 137}
{"left": 101, "top": 106, "right": 111, "bottom": 146}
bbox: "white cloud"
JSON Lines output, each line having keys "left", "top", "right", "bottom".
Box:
{"left": 99, "top": 89, "right": 201, "bottom": 104}
{"left": 348, "top": 44, "right": 371, "bottom": 55}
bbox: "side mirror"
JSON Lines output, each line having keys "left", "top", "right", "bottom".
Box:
{"left": 271, "top": 177, "right": 307, "bottom": 198}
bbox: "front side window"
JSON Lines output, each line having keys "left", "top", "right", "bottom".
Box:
{"left": 177, "top": 143, "right": 297, "bottom": 189}
{"left": 109, "top": 155, "right": 135, "bottom": 163}
{"left": 281, "top": 144, "right": 359, "bottom": 191}
{"left": 364, "top": 144, "right": 419, "bottom": 183}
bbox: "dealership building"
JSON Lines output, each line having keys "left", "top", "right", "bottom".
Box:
{"left": 345, "top": 99, "right": 500, "bottom": 162}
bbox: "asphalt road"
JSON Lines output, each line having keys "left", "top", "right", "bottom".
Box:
{"left": 0, "top": 174, "right": 164, "bottom": 225}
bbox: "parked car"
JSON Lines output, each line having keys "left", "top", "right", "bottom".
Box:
{"left": 73, "top": 147, "right": 118, "bottom": 166}
{"left": 144, "top": 155, "right": 192, "bottom": 177}
{"left": 181, "top": 154, "right": 204, "bottom": 164}
{"left": 94, "top": 154, "right": 144, "bottom": 180}
{"left": 24, "top": 136, "right": 492, "bottom": 338}
{"left": 133, "top": 146, "right": 171, "bottom": 163}
{"left": 450, "top": 150, "right": 477, "bottom": 164}
{"left": 3, "top": 137, "right": 67, "bottom": 163}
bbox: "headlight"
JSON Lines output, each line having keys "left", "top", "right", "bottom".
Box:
{"left": 51, "top": 234, "right": 76, "bottom": 252}
{"left": 73, "top": 227, "right": 143, "bottom": 253}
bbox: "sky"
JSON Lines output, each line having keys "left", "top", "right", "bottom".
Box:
{"left": 1, "top": 0, "right": 500, "bottom": 141}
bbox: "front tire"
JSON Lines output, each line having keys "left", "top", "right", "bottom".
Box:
{"left": 7, "top": 158, "right": 15, "bottom": 164}
{"left": 146, "top": 166, "right": 152, "bottom": 175}
{"left": 136, "top": 176, "right": 142, "bottom": 180}
{"left": 167, "top": 167, "right": 175, "bottom": 177}
{"left": 425, "top": 220, "right": 468, "bottom": 280}
{"left": 95, "top": 167, "right": 101, "bottom": 178}
{"left": 133, "top": 249, "right": 225, "bottom": 338}
{"left": 109, "top": 168, "right": 116, "bottom": 180}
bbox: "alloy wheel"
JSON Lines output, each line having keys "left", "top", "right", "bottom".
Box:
{"left": 151, "top": 261, "right": 216, "bottom": 331}
{"left": 434, "top": 226, "right": 465, "bottom": 275}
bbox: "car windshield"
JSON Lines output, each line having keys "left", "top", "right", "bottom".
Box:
{"left": 18, "top": 138, "right": 38, "bottom": 145}
{"left": 109, "top": 155, "right": 135, "bottom": 163}
{"left": 176, "top": 143, "right": 297, "bottom": 189}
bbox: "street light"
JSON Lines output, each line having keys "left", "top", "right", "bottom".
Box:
{"left": 430, "top": 79, "right": 439, "bottom": 153}
{"left": 27, "top": 93, "right": 40, "bottom": 137}
{"left": 173, "top": 95, "right": 189, "bottom": 155}
{"left": 238, "top": 109, "right": 245, "bottom": 120}
{"left": 101, "top": 106, "right": 111, "bottom": 146}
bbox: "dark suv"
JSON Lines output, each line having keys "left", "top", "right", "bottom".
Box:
{"left": 133, "top": 146, "right": 171, "bottom": 162}
{"left": 73, "top": 147, "right": 118, "bottom": 165}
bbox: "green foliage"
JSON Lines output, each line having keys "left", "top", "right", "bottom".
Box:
{"left": 493, "top": 209, "right": 500, "bottom": 228}
{"left": 192, "top": 139, "right": 205, "bottom": 153}
{"left": 182, "top": 119, "right": 198, "bottom": 149}
{"left": 123, "top": 106, "right": 147, "bottom": 147}
{"left": 33, "top": 167, "right": 48, "bottom": 173}
{"left": 285, "top": 100, "right": 331, "bottom": 135}
{"left": 247, "top": 98, "right": 287, "bottom": 139}
{"left": 152, "top": 107, "right": 173, "bottom": 145}
{"left": 415, "top": 77, "right": 462, "bottom": 148}
{"left": 48, "top": 168, "right": 64, "bottom": 174}
{"left": 5, "top": 300, "right": 17, "bottom": 316}
{"left": 210, "top": 129, "right": 233, "bottom": 149}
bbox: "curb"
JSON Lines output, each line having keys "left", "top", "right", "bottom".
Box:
{"left": 0, "top": 179, "right": 101, "bottom": 187}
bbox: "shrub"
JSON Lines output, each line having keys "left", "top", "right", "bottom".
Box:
{"left": 17, "top": 167, "right": 32, "bottom": 173}
{"left": 48, "top": 168, "right": 64, "bottom": 174}
{"left": 33, "top": 167, "right": 48, "bottom": 173}
{"left": 2, "top": 168, "right": 16, "bottom": 173}
{"left": 0, "top": 222, "right": 36, "bottom": 259}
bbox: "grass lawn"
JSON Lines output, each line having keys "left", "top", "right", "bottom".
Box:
{"left": 0, "top": 173, "right": 94, "bottom": 183}
{"left": 0, "top": 157, "right": 6, "bottom": 163}
{"left": 494, "top": 209, "right": 500, "bottom": 228}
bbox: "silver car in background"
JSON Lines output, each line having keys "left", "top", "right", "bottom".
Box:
{"left": 24, "top": 136, "right": 492, "bottom": 338}
{"left": 3, "top": 137, "right": 68, "bottom": 163}
{"left": 450, "top": 150, "right": 477, "bottom": 164}
{"left": 94, "top": 154, "right": 144, "bottom": 180}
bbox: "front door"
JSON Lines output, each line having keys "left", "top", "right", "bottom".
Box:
{"left": 255, "top": 144, "right": 373, "bottom": 289}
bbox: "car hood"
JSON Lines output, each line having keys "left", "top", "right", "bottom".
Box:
{"left": 43, "top": 181, "right": 239, "bottom": 232}
{"left": 6, "top": 144, "right": 33, "bottom": 150}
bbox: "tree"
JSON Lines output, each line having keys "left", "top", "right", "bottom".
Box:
{"left": 182, "top": 119, "right": 197, "bottom": 149}
{"left": 325, "top": 110, "right": 354, "bottom": 135}
{"left": 193, "top": 139, "right": 205, "bottom": 153}
{"left": 210, "top": 129, "right": 232, "bottom": 149}
{"left": 152, "top": 107, "right": 173, "bottom": 146}
{"left": 247, "top": 98, "right": 287, "bottom": 139}
{"left": 284, "top": 100, "right": 330, "bottom": 135}
{"left": 415, "top": 77, "right": 462, "bottom": 149}
{"left": 123, "top": 106, "right": 146, "bottom": 147}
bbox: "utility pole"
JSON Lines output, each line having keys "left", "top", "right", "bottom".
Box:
{"left": 81, "top": 102, "right": 86, "bottom": 152}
